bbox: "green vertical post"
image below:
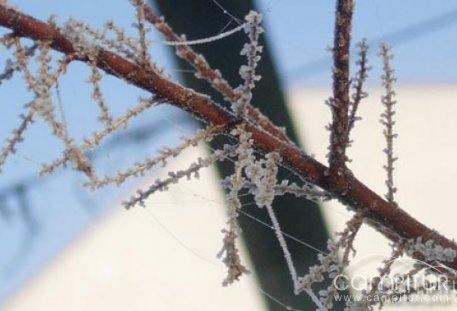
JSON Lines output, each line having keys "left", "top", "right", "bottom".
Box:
{"left": 152, "top": 1, "right": 339, "bottom": 309}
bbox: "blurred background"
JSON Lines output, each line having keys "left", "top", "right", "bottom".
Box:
{"left": 0, "top": 1, "right": 456, "bottom": 310}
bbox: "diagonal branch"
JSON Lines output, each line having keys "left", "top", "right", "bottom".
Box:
{"left": 1, "top": 5, "right": 457, "bottom": 271}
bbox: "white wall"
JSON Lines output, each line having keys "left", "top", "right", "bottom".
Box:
{"left": 3, "top": 147, "right": 265, "bottom": 311}
{"left": 4, "top": 85, "right": 457, "bottom": 310}
{"left": 287, "top": 84, "right": 457, "bottom": 310}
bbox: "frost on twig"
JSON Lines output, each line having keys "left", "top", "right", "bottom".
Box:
{"left": 405, "top": 237, "right": 457, "bottom": 263}
{"left": 0, "top": 111, "right": 34, "bottom": 173}
{"left": 346, "top": 242, "right": 406, "bottom": 311}
{"left": 130, "top": 0, "right": 151, "bottom": 67}
{"left": 142, "top": 8, "right": 234, "bottom": 100}
{"left": 13, "top": 37, "right": 98, "bottom": 182}
{"left": 219, "top": 124, "right": 305, "bottom": 291}
{"left": 217, "top": 124, "right": 254, "bottom": 285}
{"left": 160, "top": 23, "right": 246, "bottom": 47}
{"left": 327, "top": 0, "right": 354, "bottom": 186}
{"left": 122, "top": 144, "right": 234, "bottom": 209}
{"left": 298, "top": 211, "right": 364, "bottom": 309}
{"left": 40, "top": 96, "right": 161, "bottom": 176}
{"left": 221, "top": 178, "right": 330, "bottom": 203}
{"left": 143, "top": 6, "right": 293, "bottom": 145}
{"left": 0, "top": 42, "right": 37, "bottom": 86}
{"left": 66, "top": 146, "right": 96, "bottom": 182}
{"left": 379, "top": 43, "right": 398, "bottom": 205}
{"left": 62, "top": 10, "right": 159, "bottom": 74}
{"left": 217, "top": 167, "right": 249, "bottom": 286}
{"left": 66, "top": 17, "right": 139, "bottom": 60}
{"left": 232, "top": 11, "right": 263, "bottom": 119}
{"left": 89, "top": 125, "right": 223, "bottom": 189}
{"left": 88, "top": 60, "right": 113, "bottom": 126}
{"left": 259, "top": 152, "right": 302, "bottom": 295}
{"left": 347, "top": 39, "right": 370, "bottom": 136}
{"left": 348, "top": 237, "right": 457, "bottom": 310}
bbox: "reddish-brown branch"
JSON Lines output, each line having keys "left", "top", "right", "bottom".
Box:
{"left": 1, "top": 5, "right": 456, "bottom": 270}
{"left": 328, "top": 0, "right": 353, "bottom": 191}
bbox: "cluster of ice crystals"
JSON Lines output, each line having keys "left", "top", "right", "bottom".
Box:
{"left": 231, "top": 11, "right": 263, "bottom": 118}
{"left": 406, "top": 237, "right": 457, "bottom": 263}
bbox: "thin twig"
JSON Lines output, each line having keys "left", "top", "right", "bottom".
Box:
{"left": 348, "top": 39, "right": 369, "bottom": 134}
{"left": 379, "top": 43, "right": 398, "bottom": 205}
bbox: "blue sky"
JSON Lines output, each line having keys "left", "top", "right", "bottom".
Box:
{"left": 0, "top": 0, "right": 456, "bottom": 304}
{"left": 257, "top": 0, "right": 457, "bottom": 85}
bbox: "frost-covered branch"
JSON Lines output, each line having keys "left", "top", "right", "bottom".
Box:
{"left": 232, "top": 11, "right": 263, "bottom": 119}
{"left": 1, "top": 6, "right": 457, "bottom": 309}
{"left": 348, "top": 39, "right": 369, "bottom": 135}
{"left": 1, "top": 4, "right": 456, "bottom": 275}
{"left": 379, "top": 43, "right": 398, "bottom": 205}
{"left": 327, "top": 0, "right": 353, "bottom": 191}
{"left": 142, "top": 5, "right": 294, "bottom": 145}
{"left": 89, "top": 125, "right": 224, "bottom": 189}
{"left": 122, "top": 145, "right": 234, "bottom": 209}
